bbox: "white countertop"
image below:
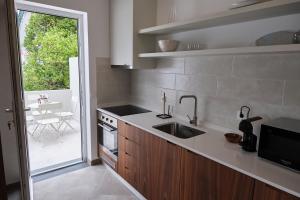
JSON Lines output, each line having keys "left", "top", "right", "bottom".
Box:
{"left": 97, "top": 108, "right": 300, "bottom": 197}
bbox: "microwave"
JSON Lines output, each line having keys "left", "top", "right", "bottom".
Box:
{"left": 258, "top": 118, "right": 300, "bottom": 171}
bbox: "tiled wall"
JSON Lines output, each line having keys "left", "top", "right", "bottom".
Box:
{"left": 96, "top": 57, "right": 131, "bottom": 105}
{"left": 130, "top": 53, "right": 300, "bottom": 133}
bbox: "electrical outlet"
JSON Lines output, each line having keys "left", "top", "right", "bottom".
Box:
{"left": 237, "top": 110, "right": 247, "bottom": 121}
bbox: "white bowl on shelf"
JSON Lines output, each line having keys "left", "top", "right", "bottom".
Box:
{"left": 158, "top": 40, "right": 179, "bottom": 52}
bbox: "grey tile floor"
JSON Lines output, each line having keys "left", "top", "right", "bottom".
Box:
{"left": 34, "top": 165, "right": 138, "bottom": 200}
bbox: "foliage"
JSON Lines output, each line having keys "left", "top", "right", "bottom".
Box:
{"left": 23, "top": 13, "right": 78, "bottom": 91}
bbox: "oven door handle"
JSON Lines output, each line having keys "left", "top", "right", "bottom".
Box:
{"left": 98, "top": 123, "right": 116, "bottom": 132}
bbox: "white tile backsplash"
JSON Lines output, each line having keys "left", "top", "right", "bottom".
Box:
{"left": 176, "top": 74, "right": 217, "bottom": 96}
{"left": 185, "top": 56, "right": 233, "bottom": 76}
{"left": 232, "top": 53, "right": 300, "bottom": 80}
{"left": 96, "top": 54, "right": 300, "bottom": 132}
{"left": 96, "top": 57, "right": 131, "bottom": 105}
{"left": 284, "top": 80, "right": 300, "bottom": 107}
{"left": 216, "top": 78, "right": 284, "bottom": 105}
{"left": 130, "top": 54, "right": 300, "bottom": 132}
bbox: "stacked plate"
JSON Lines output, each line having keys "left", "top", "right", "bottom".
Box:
{"left": 230, "top": 0, "right": 262, "bottom": 9}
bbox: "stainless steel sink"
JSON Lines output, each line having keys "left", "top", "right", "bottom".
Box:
{"left": 153, "top": 122, "right": 205, "bottom": 139}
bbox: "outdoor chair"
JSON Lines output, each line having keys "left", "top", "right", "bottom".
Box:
{"left": 32, "top": 102, "right": 63, "bottom": 137}
{"left": 56, "top": 96, "right": 79, "bottom": 133}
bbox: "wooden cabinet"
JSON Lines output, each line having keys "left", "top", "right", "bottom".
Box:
{"left": 118, "top": 121, "right": 140, "bottom": 188}
{"left": 110, "top": 0, "right": 156, "bottom": 69}
{"left": 117, "top": 120, "right": 299, "bottom": 200}
{"left": 180, "top": 149, "right": 255, "bottom": 200}
{"left": 139, "top": 131, "right": 182, "bottom": 200}
{"left": 118, "top": 122, "right": 182, "bottom": 200}
{"left": 253, "top": 181, "right": 299, "bottom": 200}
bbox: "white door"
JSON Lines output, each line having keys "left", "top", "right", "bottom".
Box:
{"left": 0, "top": 0, "right": 32, "bottom": 199}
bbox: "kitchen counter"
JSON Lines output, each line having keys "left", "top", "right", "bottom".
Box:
{"left": 97, "top": 108, "right": 300, "bottom": 198}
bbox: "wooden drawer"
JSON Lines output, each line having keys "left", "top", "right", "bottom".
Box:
{"left": 124, "top": 165, "right": 138, "bottom": 188}
{"left": 118, "top": 121, "right": 140, "bottom": 144}
{"left": 119, "top": 135, "right": 139, "bottom": 158}
{"left": 118, "top": 151, "right": 138, "bottom": 188}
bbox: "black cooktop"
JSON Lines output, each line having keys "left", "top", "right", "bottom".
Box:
{"left": 102, "top": 105, "right": 151, "bottom": 116}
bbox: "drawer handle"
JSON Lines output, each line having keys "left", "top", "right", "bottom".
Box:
{"left": 125, "top": 152, "right": 129, "bottom": 155}
{"left": 125, "top": 122, "right": 131, "bottom": 126}
{"left": 167, "top": 140, "right": 176, "bottom": 146}
{"left": 125, "top": 137, "right": 129, "bottom": 140}
{"left": 98, "top": 123, "right": 116, "bottom": 132}
{"left": 125, "top": 166, "right": 129, "bottom": 170}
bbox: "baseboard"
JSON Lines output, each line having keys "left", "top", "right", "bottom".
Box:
{"left": 6, "top": 181, "right": 20, "bottom": 192}
{"left": 32, "top": 162, "right": 88, "bottom": 182}
{"left": 88, "top": 158, "right": 102, "bottom": 166}
{"left": 105, "top": 164, "right": 146, "bottom": 200}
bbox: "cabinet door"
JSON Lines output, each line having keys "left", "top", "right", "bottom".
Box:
{"left": 139, "top": 131, "right": 181, "bottom": 200}
{"left": 155, "top": 138, "right": 182, "bottom": 200}
{"left": 181, "top": 149, "right": 254, "bottom": 200}
{"left": 138, "top": 130, "right": 152, "bottom": 198}
{"left": 253, "top": 181, "right": 299, "bottom": 200}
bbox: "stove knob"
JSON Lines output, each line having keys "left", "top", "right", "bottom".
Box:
{"left": 110, "top": 120, "right": 113, "bottom": 123}
{"left": 106, "top": 118, "right": 108, "bottom": 121}
{"left": 102, "top": 116, "right": 105, "bottom": 119}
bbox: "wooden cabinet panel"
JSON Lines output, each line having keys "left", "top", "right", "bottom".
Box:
{"left": 119, "top": 136, "right": 139, "bottom": 158}
{"left": 137, "top": 129, "right": 152, "bottom": 198}
{"left": 181, "top": 149, "right": 254, "bottom": 200}
{"left": 154, "top": 138, "right": 182, "bottom": 200}
{"left": 139, "top": 130, "right": 182, "bottom": 200}
{"left": 253, "top": 181, "right": 299, "bottom": 200}
{"left": 118, "top": 121, "right": 140, "bottom": 144}
{"left": 118, "top": 121, "right": 140, "bottom": 189}
{"left": 118, "top": 151, "right": 139, "bottom": 188}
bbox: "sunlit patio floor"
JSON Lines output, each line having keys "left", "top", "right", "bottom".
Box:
{"left": 26, "top": 119, "right": 82, "bottom": 172}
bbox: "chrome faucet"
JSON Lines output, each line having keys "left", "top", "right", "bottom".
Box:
{"left": 179, "top": 95, "right": 198, "bottom": 126}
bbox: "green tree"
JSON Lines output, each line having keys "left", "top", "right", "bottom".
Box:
{"left": 23, "top": 13, "right": 78, "bottom": 91}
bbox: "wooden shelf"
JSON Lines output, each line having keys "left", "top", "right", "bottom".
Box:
{"left": 139, "top": 0, "right": 300, "bottom": 35}
{"left": 138, "top": 44, "right": 300, "bottom": 58}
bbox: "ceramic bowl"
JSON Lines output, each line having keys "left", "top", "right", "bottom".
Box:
{"left": 158, "top": 40, "right": 179, "bottom": 52}
{"left": 224, "top": 133, "right": 242, "bottom": 144}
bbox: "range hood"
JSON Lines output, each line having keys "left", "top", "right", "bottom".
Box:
{"left": 111, "top": 64, "right": 133, "bottom": 69}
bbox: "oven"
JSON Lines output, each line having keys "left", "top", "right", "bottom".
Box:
{"left": 97, "top": 111, "right": 118, "bottom": 169}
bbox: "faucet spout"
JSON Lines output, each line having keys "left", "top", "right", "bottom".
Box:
{"left": 179, "top": 95, "right": 198, "bottom": 126}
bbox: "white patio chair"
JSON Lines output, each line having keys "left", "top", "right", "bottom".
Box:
{"left": 25, "top": 115, "right": 35, "bottom": 135}
{"left": 56, "top": 97, "right": 78, "bottom": 132}
{"left": 32, "top": 102, "right": 62, "bottom": 137}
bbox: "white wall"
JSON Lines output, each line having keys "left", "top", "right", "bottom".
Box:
{"left": 25, "top": 0, "right": 110, "bottom": 161}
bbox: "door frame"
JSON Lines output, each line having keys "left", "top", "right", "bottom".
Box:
{"left": 9, "top": 1, "right": 90, "bottom": 199}
{"left": 15, "top": 1, "right": 90, "bottom": 166}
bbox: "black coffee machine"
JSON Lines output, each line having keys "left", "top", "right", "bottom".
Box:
{"left": 239, "top": 116, "right": 262, "bottom": 152}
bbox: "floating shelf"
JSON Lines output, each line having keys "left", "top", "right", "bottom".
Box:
{"left": 139, "top": 0, "right": 300, "bottom": 35}
{"left": 138, "top": 44, "right": 300, "bottom": 58}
